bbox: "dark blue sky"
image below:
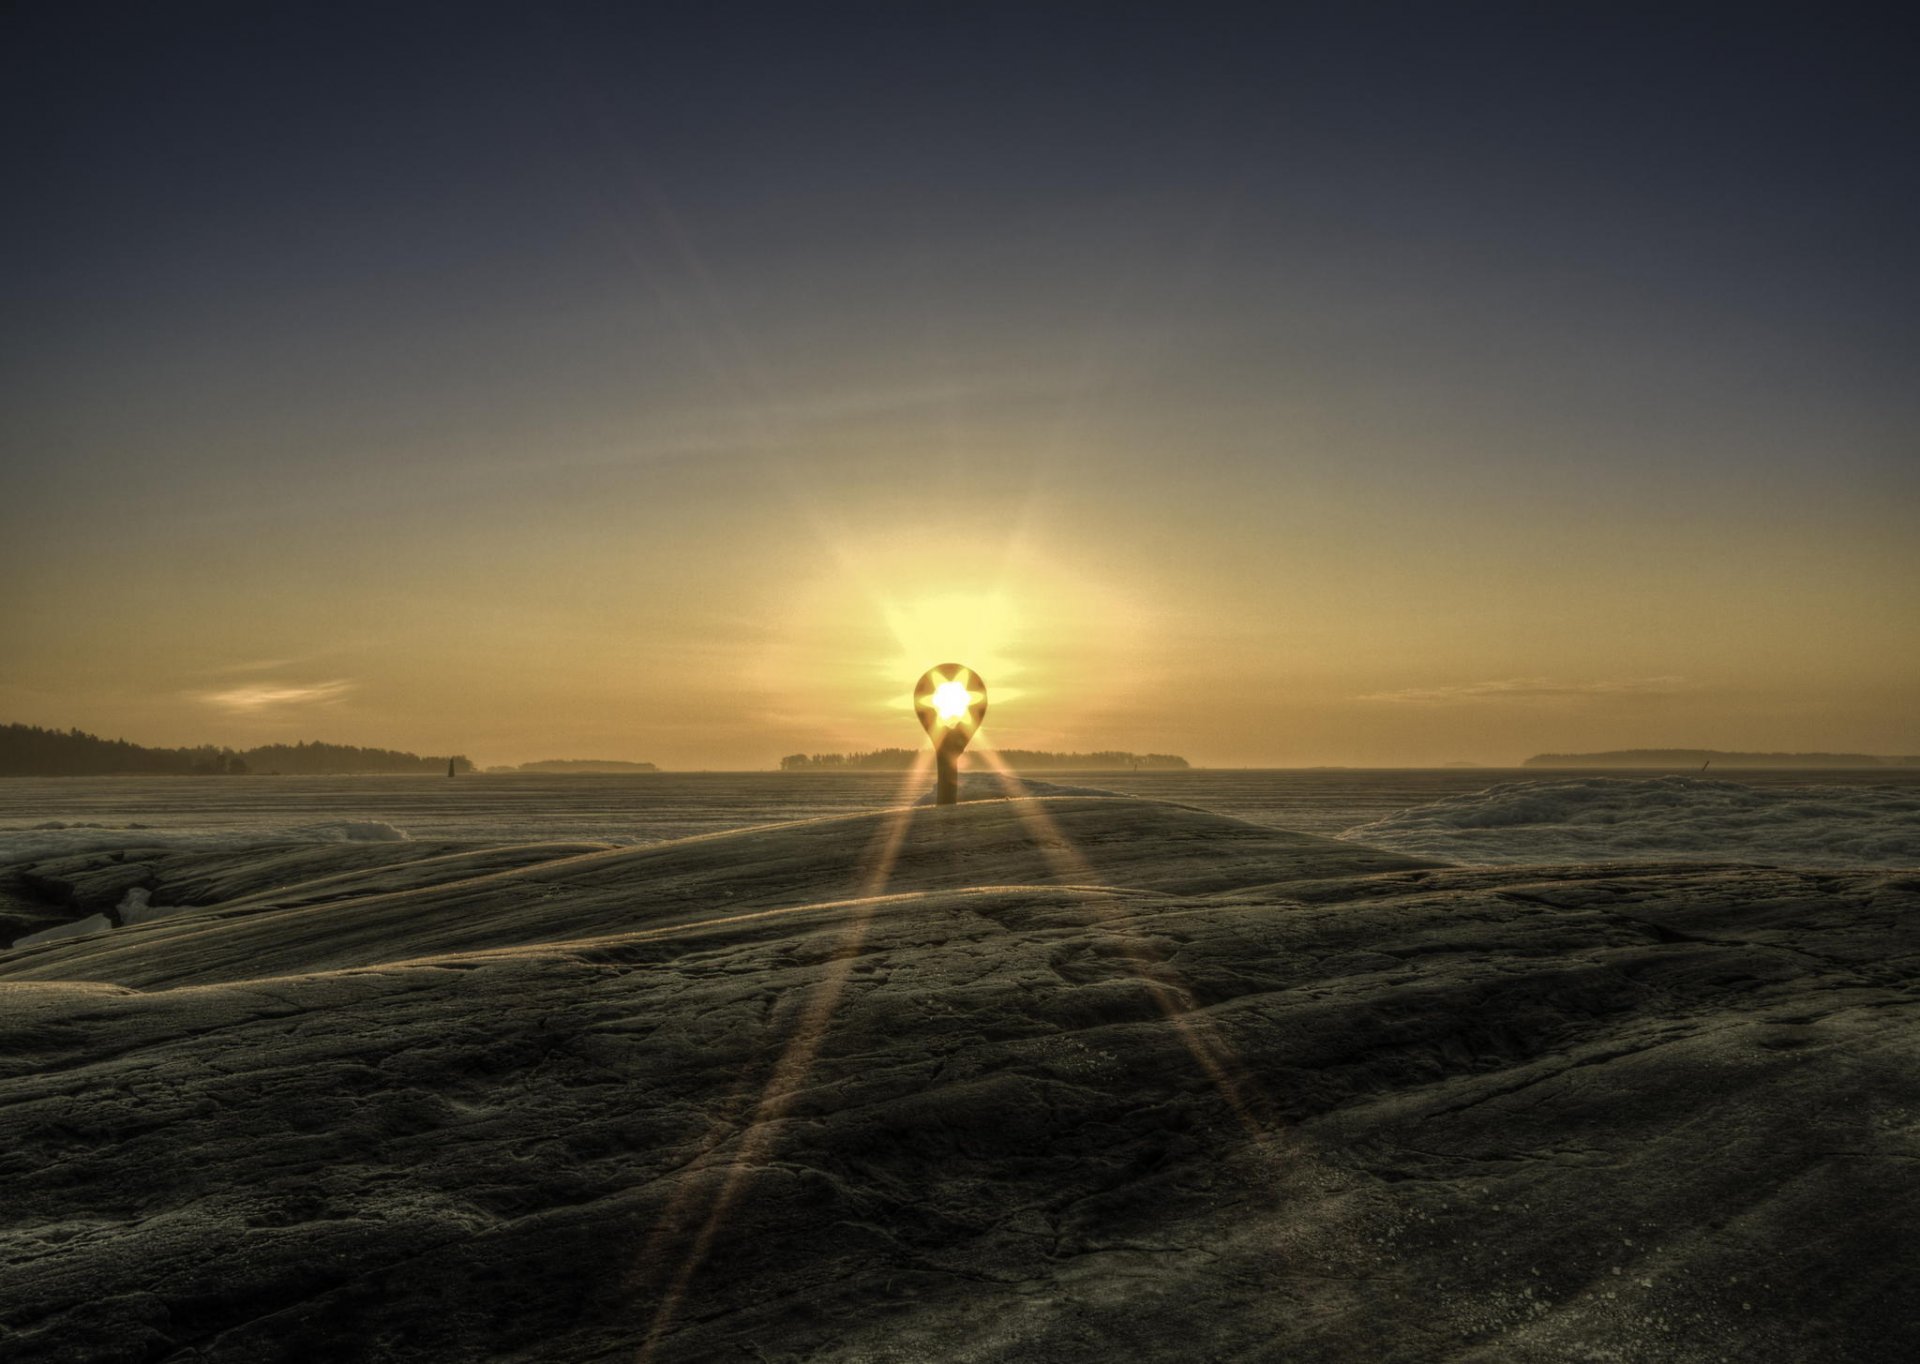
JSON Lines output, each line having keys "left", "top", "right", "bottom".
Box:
{"left": 8, "top": 6, "right": 1913, "bottom": 479}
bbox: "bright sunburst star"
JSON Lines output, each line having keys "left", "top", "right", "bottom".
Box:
{"left": 929, "top": 679, "right": 975, "bottom": 725}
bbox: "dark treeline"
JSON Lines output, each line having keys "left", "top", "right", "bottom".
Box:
{"left": 491, "top": 760, "right": 660, "bottom": 773}
{"left": 0, "top": 724, "right": 474, "bottom": 776}
{"left": 245, "top": 742, "right": 476, "bottom": 775}
{"left": 780, "top": 748, "right": 1189, "bottom": 771}
{"left": 0, "top": 724, "right": 243, "bottom": 776}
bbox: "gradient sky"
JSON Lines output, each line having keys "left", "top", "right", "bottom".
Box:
{"left": 4, "top": 3, "right": 1915, "bottom": 768}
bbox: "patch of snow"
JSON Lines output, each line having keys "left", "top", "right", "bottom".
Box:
{"left": 116, "top": 886, "right": 187, "bottom": 925}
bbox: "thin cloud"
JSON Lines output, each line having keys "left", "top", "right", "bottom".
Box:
{"left": 1357, "top": 676, "right": 1690, "bottom": 704}
{"left": 194, "top": 679, "right": 356, "bottom": 712}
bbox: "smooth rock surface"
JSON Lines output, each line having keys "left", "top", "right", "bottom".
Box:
{"left": 0, "top": 796, "right": 1914, "bottom": 1362}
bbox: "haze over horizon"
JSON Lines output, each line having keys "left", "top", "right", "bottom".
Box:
{"left": 5, "top": 5, "right": 1915, "bottom": 770}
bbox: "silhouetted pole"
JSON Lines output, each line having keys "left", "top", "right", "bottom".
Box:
{"left": 914, "top": 663, "right": 988, "bottom": 807}
{"left": 936, "top": 741, "right": 960, "bottom": 805}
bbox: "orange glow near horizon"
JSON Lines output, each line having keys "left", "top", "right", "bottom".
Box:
{"left": 6, "top": 467, "right": 1916, "bottom": 769}
{"left": 745, "top": 524, "right": 1163, "bottom": 762}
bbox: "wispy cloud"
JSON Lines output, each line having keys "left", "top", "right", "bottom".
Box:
{"left": 194, "top": 679, "right": 356, "bottom": 712}
{"left": 1357, "top": 676, "right": 1690, "bottom": 704}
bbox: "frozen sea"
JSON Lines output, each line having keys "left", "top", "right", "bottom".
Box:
{"left": 2, "top": 768, "right": 1917, "bottom": 868}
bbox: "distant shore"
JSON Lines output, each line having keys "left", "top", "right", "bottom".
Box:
{"left": 0, "top": 723, "right": 471, "bottom": 778}
{"left": 1526, "top": 748, "right": 1920, "bottom": 769}
{"left": 486, "top": 760, "right": 660, "bottom": 774}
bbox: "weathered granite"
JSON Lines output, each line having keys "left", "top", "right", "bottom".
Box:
{"left": 0, "top": 798, "right": 1913, "bottom": 1362}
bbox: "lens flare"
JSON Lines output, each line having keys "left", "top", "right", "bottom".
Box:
{"left": 929, "top": 680, "right": 974, "bottom": 724}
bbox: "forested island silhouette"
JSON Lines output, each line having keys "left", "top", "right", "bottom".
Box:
{"left": 0, "top": 724, "right": 474, "bottom": 777}
{"left": 488, "top": 760, "right": 661, "bottom": 774}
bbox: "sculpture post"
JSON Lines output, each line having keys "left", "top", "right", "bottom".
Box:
{"left": 914, "top": 663, "right": 988, "bottom": 806}
{"left": 936, "top": 745, "right": 959, "bottom": 806}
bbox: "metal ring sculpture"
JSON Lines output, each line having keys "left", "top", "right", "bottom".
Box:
{"left": 914, "top": 663, "right": 988, "bottom": 805}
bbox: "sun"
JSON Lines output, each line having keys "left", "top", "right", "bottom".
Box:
{"left": 929, "top": 679, "right": 975, "bottom": 725}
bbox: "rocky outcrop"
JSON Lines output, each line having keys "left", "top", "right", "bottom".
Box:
{"left": 0, "top": 798, "right": 1913, "bottom": 1362}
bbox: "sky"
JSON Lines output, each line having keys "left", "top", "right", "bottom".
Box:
{"left": 3, "top": 2, "right": 1915, "bottom": 768}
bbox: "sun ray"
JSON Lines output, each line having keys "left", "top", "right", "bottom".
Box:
{"left": 969, "top": 739, "right": 1273, "bottom": 1140}
{"left": 632, "top": 746, "right": 936, "bottom": 1360}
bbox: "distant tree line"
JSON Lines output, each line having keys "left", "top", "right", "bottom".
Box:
{"left": 243, "top": 741, "right": 475, "bottom": 775}
{"left": 0, "top": 724, "right": 474, "bottom": 777}
{"left": 779, "top": 748, "right": 1189, "bottom": 771}
{"left": 491, "top": 760, "right": 660, "bottom": 773}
